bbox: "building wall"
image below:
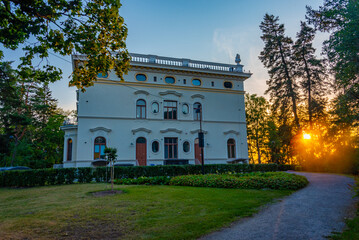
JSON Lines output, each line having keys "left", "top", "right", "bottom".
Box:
{"left": 63, "top": 56, "right": 250, "bottom": 167}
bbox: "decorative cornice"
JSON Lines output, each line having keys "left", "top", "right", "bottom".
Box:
{"left": 89, "top": 127, "right": 112, "bottom": 133}
{"left": 223, "top": 130, "right": 239, "bottom": 135}
{"left": 134, "top": 90, "right": 150, "bottom": 95}
{"left": 160, "top": 128, "right": 182, "bottom": 134}
{"left": 159, "top": 90, "right": 182, "bottom": 97}
{"left": 190, "top": 129, "right": 208, "bottom": 134}
{"left": 131, "top": 128, "right": 152, "bottom": 134}
{"left": 191, "top": 94, "right": 205, "bottom": 99}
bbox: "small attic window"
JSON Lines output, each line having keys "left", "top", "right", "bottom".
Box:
{"left": 224, "top": 81, "right": 233, "bottom": 89}
{"left": 136, "top": 73, "right": 147, "bottom": 81}
{"left": 165, "top": 76, "right": 175, "bottom": 84}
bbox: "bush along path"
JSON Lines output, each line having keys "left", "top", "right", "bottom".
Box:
{"left": 200, "top": 172, "right": 358, "bottom": 240}
{"left": 114, "top": 172, "right": 308, "bottom": 191}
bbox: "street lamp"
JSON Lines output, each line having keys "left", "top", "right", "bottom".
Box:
{"left": 196, "top": 106, "right": 205, "bottom": 175}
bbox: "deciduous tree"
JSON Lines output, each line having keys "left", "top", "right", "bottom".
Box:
{"left": 0, "top": 0, "right": 130, "bottom": 91}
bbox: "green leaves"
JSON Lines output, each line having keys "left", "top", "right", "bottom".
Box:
{"left": 0, "top": 0, "right": 130, "bottom": 91}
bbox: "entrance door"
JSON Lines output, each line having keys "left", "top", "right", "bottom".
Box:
{"left": 136, "top": 137, "right": 147, "bottom": 166}
{"left": 194, "top": 138, "right": 202, "bottom": 165}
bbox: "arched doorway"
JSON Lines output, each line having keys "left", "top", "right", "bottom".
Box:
{"left": 194, "top": 138, "right": 202, "bottom": 165}
{"left": 136, "top": 137, "right": 147, "bottom": 166}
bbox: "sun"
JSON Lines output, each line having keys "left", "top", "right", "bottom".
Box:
{"left": 303, "top": 133, "right": 311, "bottom": 140}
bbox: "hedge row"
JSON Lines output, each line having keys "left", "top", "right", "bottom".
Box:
{"left": 0, "top": 163, "right": 296, "bottom": 188}
{"left": 114, "top": 172, "right": 308, "bottom": 190}
{"left": 169, "top": 173, "right": 308, "bottom": 190}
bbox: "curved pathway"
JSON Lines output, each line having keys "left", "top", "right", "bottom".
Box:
{"left": 201, "top": 172, "right": 357, "bottom": 240}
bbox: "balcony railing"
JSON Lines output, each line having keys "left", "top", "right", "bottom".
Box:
{"left": 130, "top": 53, "right": 244, "bottom": 73}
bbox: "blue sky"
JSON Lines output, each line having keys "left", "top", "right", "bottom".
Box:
{"left": 1, "top": 0, "right": 327, "bottom": 111}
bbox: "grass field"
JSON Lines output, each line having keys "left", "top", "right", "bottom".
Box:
{"left": 0, "top": 183, "right": 291, "bottom": 239}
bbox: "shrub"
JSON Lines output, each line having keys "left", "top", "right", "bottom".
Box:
{"left": 0, "top": 164, "right": 296, "bottom": 188}
{"left": 115, "top": 176, "right": 170, "bottom": 185}
{"left": 169, "top": 172, "right": 308, "bottom": 190}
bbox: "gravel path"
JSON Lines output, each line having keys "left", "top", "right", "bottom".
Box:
{"left": 201, "top": 172, "right": 357, "bottom": 240}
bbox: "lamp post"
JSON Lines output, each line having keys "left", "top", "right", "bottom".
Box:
{"left": 196, "top": 106, "right": 205, "bottom": 175}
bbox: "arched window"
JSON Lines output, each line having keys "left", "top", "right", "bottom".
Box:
{"left": 67, "top": 139, "right": 72, "bottom": 161}
{"left": 152, "top": 102, "right": 159, "bottom": 113}
{"left": 182, "top": 103, "right": 189, "bottom": 114}
{"left": 227, "top": 139, "right": 236, "bottom": 158}
{"left": 136, "top": 99, "right": 146, "bottom": 119}
{"left": 193, "top": 102, "right": 202, "bottom": 121}
{"left": 94, "top": 137, "right": 106, "bottom": 159}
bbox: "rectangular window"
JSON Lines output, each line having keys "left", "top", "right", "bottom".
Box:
{"left": 164, "top": 138, "right": 178, "bottom": 159}
{"left": 183, "top": 79, "right": 186, "bottom": 84}
{"left": 164, "top": 100, "right": 177, "bottom": 120}
{"left": 211, "top": 81, "right": 214, "bottom": 87}
{"left": 154, "top": 76, "right": 157, "bottom": 82}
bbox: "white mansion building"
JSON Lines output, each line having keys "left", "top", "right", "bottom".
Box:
{"left": 61, "top": 53, "right": 252, "bottom": 168}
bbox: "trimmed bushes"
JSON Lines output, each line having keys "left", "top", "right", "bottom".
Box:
{"left": 0, "top": 163, "right": 296, "bottom": 188}
{"left": 169, "top": 172, "right": 308, "bottom": 190}
{"left": 0, "top": 168, "right": 77, "bottom": 187}
{"left": 115, "top": 176, "right": 170, "bottom": 185}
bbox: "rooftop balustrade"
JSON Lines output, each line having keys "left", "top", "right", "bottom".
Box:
{"left": 130, "top": 53, "right": 244, "bottom": 73}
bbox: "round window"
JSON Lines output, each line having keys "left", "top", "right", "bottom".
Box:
{"left": 152, "top": 102, "right": 159, "bottom": 113}
{"left": 192, "top": 79, "right": 201, "bottom": 86}
{"left": 97, "top": 72, "right": 108, "bottom": 78}
{"left": 136, "top": 74, "right": 147, "bottom": 81}
{"left": 165, "top": 76, "right": 175, "bottom": 84}
{"left": 224, "top": 81, "right": 233, "bottom": 88}
{"left": 183, "top": 141, "right": 190, "bottom": 153}
{"left": 152, "top": 141, "right": 159, "bottom": 153}
{"left": 182, "top": 104, "right": 189, "bottom": 114}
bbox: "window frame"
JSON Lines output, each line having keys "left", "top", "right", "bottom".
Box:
{"left": 136, "top": 99, "right": 146, "bottom": 119}
{"left": 182, "top": 103, "right": 189, "bottom": 115}
{"left": 164, "top": 137, "right": 178, "bottom": 160}
{"left": 192, "top": 78, "right": 202, "bottom": 86}
{"left": 152, "top": 140, "right": 160, "bottom": 153}
{"left": 183, "top": 141, "right": 190, "bottom": 153}
{"left": 67, "top": 138, "right": 72, "bottom": 161}
{"left": 223, "top": 81, "right": 233, "bottom": 89}
{"left": 164, "top": 76, "right": 176, "bottom": 84}
{"left": 164, "top": 100, "right": 177, "bottom": 120}
{"left": 135, "top": 73, "right": 148, "bottom": 82}
{"left": 94, "top": 137, "right": 106, "bottom": 160}
{"left": 227, "top": 138, "right": 236, "bottom": 158}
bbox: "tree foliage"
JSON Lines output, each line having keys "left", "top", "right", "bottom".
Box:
{"left": 0, "top": 0, "right": 130, "bottom": 91}
{"left": 245, "top": 94, "right": 269, "bottom": 164}
{"left": 306, "top": 0, "right": 359, "bottom": 125}
{"left": 292, "top": 21, "right": 328, "bottom": 126}
{"left": 259, "top": 14, "right": 300, "bottom": 128}
{"left": 0, "top": 62, "right": 65, "bottom": 168}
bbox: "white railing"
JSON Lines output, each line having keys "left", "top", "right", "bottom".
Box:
{"left": 72, "top": 53, "right": 246, "bottom": 73}
{"left": 129, "top": 53, "right": 244, "bottom": 73}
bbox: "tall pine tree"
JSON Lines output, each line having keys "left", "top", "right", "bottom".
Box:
{"left": 259, "top": 14, "right": 300, "bottom": 128}
{"left": 293, "top": 22, "right": 328, "bottom": 127}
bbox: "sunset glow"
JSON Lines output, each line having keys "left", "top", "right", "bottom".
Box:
{"left": 303, "top": 133, "right": 311, "bottom": 140}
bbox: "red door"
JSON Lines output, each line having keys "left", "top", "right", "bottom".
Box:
{"left": 194, "top": 138, "right": 202, "bottom": 165}
{"left": 136, "top": 137, "right": 147, "bottom": 166}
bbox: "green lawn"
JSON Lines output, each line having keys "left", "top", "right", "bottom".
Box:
{"left": 0, "top": 184, "right": 291, "bottom": 239}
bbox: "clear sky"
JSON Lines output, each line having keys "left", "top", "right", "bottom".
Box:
{"left": 1, "top": 0, "right": 327, "bottom": 111}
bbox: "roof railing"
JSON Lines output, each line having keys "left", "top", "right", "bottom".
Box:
{"left": 130, "top": 53, "right": 243, "bottom": 73}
